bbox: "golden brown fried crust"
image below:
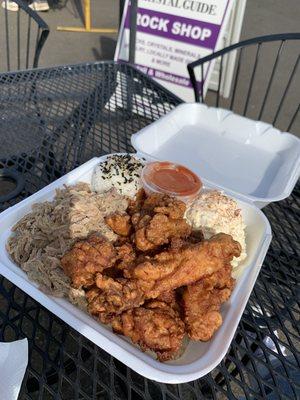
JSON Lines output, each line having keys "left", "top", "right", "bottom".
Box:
{"left": 114, "top": 242, "right": 136, "bottom": 271}
{"left": 156, "top": 290, "right": 177, "bottom": 305}
{"left": 201, "top": 263, "right": 235, "bottom": 293}
{"left": 135, "top": 213, "right": 192, "bottom": 251}
{"left": 87, "top": 233, "right": 241, "bottom": 317}
{"left": 86, "top": 286, "right": 119, "bottom": 325}
{"left": 155, "top": 290, "right": 181, "bottom": 314}
{"left": 130, "top": 233, "right": 240, "bottom": 298}
{"left": 90, "top": 274, "right": 145, "bottom": 316}
{"left": 182, "top": 264, "right": 235, "bottom": 341}
{"left": 61, "top": 191, "right": 241, "bottom": 362}
{"left": 105, "top": 213, "right": 132, "bottom": 237}
{"left": 61, "top": 235, "right": 116, "bottom": 288}
{"left": 111, "top": 300, "right": 185, "bottom": 361}
{"left": 124, "top": 192, "right": 191, "bottom": 252}
{"left": 169, "top": 231, "right": 204, "bottom": 251}
{"left": 142, "top": 193, "right": 186, "bottom": 219}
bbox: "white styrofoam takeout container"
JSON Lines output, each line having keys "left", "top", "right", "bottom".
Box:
{"left": 132, "top": 103, "right": 300, "bottom": 208}
{"left": 0, "top": 155, "right": 272, "bottom": 383}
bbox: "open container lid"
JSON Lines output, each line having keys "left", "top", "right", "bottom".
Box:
{"left": 131, "top": 103, "right": 300, "bottom": 208}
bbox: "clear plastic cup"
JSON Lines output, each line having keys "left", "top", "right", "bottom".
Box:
{"left": 141, "top": 161, "right": 202, "bottom": 203}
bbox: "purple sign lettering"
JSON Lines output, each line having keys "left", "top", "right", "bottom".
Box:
{"left": 134, "top": 63, "right": 194, "bottom": 87}
{"left": 124, "top": 7, "right": 220, "bottom": 49}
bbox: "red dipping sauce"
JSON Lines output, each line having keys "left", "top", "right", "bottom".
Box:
{"left": 141, "top": 161, "right": 202, "bottom": 203}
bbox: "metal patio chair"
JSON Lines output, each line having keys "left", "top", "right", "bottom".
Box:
{"left": 2, "top": 0, "right": 49, "bottom": 72}
{"left": 187, "top": 32, "right": 300, "bottom": 134}
{"left": 0, "top": 0, "right": 49, "bottom": 203}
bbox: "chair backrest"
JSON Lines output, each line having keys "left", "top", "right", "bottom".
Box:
{"left": 187, "top": 33, "right": 300, "bottom": 134}
{"left": 2, "top": 0, "right": 49, "bottom": 72}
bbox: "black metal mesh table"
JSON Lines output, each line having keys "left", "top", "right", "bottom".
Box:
{"left": 0, "top": 62, "right": 299, "bottom": 400}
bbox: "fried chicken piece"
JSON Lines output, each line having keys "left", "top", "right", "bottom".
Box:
{"left": 131, "top": 233, "right": 240, "bottom": 298}
{"left": 61, "top": 235, "right": 116, "bottom": 288}
{"left": 182, "top": 264, "right": 235, "bottom": 341}
{"left": 135, "top": 213, "right": 192, "bottom": 251}
{"left": 169, "top": 230, "right": 204, "bottom": 250}
{"left": 86, "top": 286, "right": 116, "bottom": 324}
{"left": 201, "top": 263, "right": 235, "bottom": 293}
{"left": 146, "top": 214, "right": 191, "bottom": 244}
{"left": 129, "top": 190, "right": 186, "bottom": 219}
{"left": 87, "top": 275, "right": 145, "bottom": 320}
{"left": 105, "top": 213, "right": 132, "bottom": 236}
{"left": 156, "top": 290, "right": 177, "bottom": 305}
{"left": 114, "top": 242, "right": 136, "bottom": 271}
{"left": 127, "top": 192, "right": 191, "bottom": 251}
{"left": 141, "top": 193, "right": 186, "bottom": 219}
{"left": 107, "top": 192, "right": 190, "bottom": 252}
{"left": 155, "top": 290, "right": 181, "bottom": 313}
{"left": 111, "top": 300, "right": 185, "bottom": 361}
{"left": 86, "top": 286, "right": 102, "bottom": 313}
{"left": 88, "top": 234, "right": 241, "bottom": 317}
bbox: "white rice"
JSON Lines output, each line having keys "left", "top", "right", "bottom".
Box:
{"left": 91, "top": 154, "right": 145, "bottom": 198}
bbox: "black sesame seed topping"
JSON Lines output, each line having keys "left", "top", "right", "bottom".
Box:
{"left": 96, "top": 154, "right": 145, "bottom": 188}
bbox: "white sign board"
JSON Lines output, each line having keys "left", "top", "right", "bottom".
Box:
{"left": 115, "top": 0, "right": 235, "bottom": 101}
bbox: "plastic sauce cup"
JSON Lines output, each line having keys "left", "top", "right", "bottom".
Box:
{"left": 141, "top": 161, "right": 202, "bottom": 203}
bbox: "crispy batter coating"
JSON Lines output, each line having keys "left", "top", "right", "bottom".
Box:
{"left": 156, "top": 290, "right": 177, "bottom": 305}
{"left": 61, "top": 235, "right": 116, "bottom": 288}
{"left": 105, "top": 214, "right": 132, "bottom": 236}
{"left": 129, "top": 193, "right": 192, "bottom": 252}
{"left": 87, "top": 275, "right": 145, "bottom": 319}
{"left": 87, "top": 233, "right": 241, "bottom": 317}
{"left": 61, "top": 189, "right": 241, "bottom": 362}
{"left": 134, "top": 213, "right": 192, "bottom": 251}
{"left": 142, "top": 193, "right": 186, "bottom": 219}
{"left": 115, "top": 242, "right": 136, "bottom": 271}
{"left": 155, "top": 290, "right": 181, "bottom": 314}
{"left": 182, "top": 264, "right": 235, "bottom": 341}
{"left": 130, "top": 233, "right": 240, "bottom": 298}
{"left": 111, "top": 300, "right": 185, "bottom": 361}
{"left": 169, "top": 230, "right": 204, "bottom": 250}
{"left": 85, "top": 286, "right": 117, "bottom": 324}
